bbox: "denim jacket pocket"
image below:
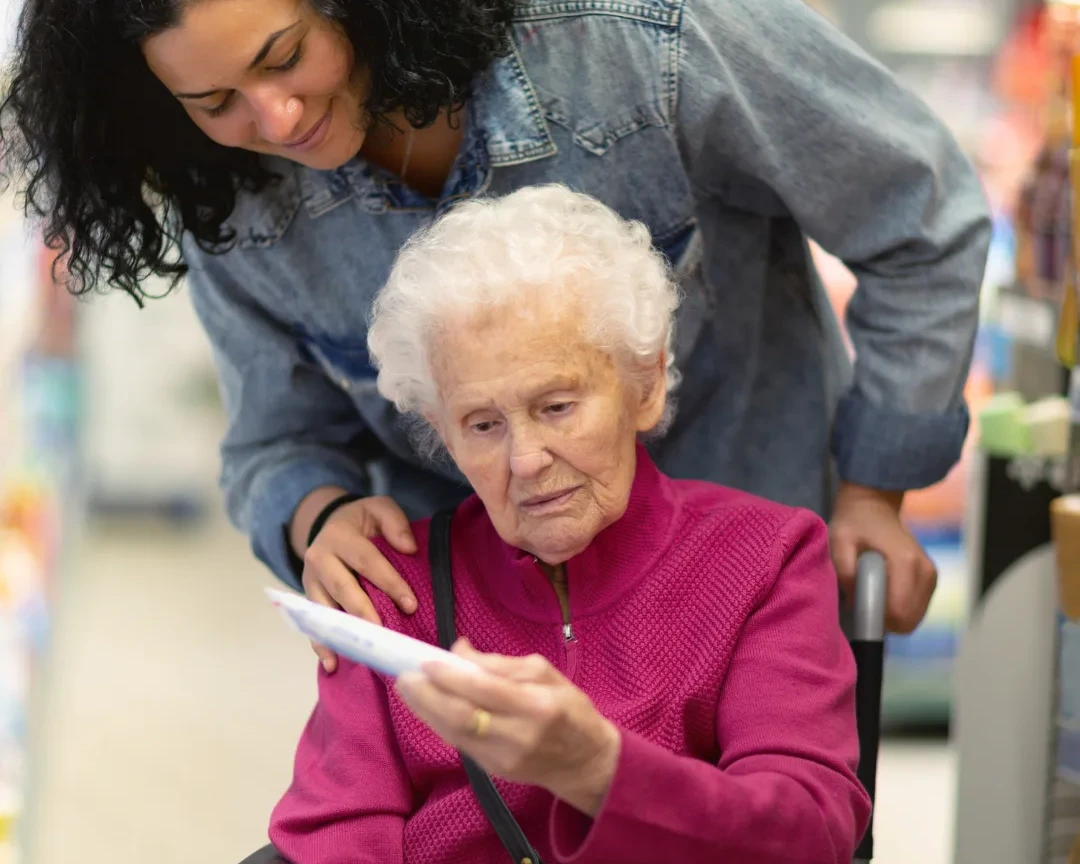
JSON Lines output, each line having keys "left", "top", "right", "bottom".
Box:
{"left": 535, "top": 85, "right": 669, "bottom": 158}
{"left": 521, "top": 7, "right": 677, "bottom": 158}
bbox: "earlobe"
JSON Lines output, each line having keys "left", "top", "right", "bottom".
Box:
{"left": 636, "top": 355, "right": 668, "bottom": 432}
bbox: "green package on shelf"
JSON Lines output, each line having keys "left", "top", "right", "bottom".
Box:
{"left": 979, "top": 392, "right": 1032, "bottom": 456}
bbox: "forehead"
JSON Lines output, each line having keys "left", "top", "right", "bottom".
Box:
{"left": 142, "top": 0, "right": 304, "bottom": 91}
{"left": 431, "top": 300, "right": 619, "bottom": 407}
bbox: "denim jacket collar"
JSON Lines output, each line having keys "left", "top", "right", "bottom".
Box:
{"left": 298, "top": 43, "right": 557, "bottom": 217}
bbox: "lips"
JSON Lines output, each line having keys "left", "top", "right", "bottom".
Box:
{"left": 519, "top": 487, "right": 580, "bottom": 508}
{"left": 286, "top": 106, "right": 331, "bottom": 150}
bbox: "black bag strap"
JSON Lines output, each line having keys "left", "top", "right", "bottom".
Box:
{"left": 429, "top": 509, "right": 545, "bottom": 864}
{"left": 429, "top": 508, "right": 458, "bottom": 653}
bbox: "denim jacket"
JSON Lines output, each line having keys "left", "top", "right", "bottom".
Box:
{"left": 183, "top": 0, "right": 991, "bottom": 587}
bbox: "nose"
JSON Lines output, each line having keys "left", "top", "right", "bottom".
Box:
{"left": 250, "top": 88, "right": 303, "bottom": 144}
{"left": 510, "top": 449, "right": 553, "bottom": 478}
{"left": 509, "top": 428, "right": 553, "bottom": 479}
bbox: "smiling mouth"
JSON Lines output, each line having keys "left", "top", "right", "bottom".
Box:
{"left": 286, "top": 106, "right": 332, "bottom": 149}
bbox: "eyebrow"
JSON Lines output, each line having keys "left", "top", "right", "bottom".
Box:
{"left": 174, "top": 21, "right": 301, "bottom": 99}
{"left": 456, "top": 376, "right": 584, "bottom": 414}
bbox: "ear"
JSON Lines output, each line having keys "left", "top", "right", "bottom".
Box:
{"left": 634, "top": 353, "right": 668, "bottom": 433}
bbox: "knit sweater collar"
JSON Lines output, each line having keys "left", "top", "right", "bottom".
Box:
{"left": 461, "top": 443, "right": 681, "bottom": 623}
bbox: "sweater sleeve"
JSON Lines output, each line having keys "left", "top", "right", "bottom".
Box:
{"left": 269, "top": 661, "right": 413, "bottom": 863}
{"left": 547, "top": 511, "right": 871, "bottom": 863}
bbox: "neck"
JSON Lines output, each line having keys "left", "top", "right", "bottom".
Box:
{"left": 538, "top": 560, "right": 571, "bottom": 626}
{"left": 359, "top": 109, "right": 465, "bottom": 198}
{"left": 538, "top": 560, "right": 567, "bottom": 586}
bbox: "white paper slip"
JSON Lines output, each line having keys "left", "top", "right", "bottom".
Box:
{"left": 266, "top": 588, "right": 480, "bottom": 678}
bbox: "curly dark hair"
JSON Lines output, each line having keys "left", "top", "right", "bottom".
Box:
{"left": 0, "top": 0, "right": 516, "bottom": 302}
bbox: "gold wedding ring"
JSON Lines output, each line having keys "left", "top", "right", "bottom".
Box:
{"left": 470, "top": 708, "right": 491, "bottom": 738}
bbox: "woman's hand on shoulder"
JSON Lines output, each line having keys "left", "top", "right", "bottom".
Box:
{"left": 829, "top": 481, "right": 937, "bottom": 634}
{"left": 292, "top": 488, "right": 420, "bottom": 673}
{"left": 397, "top": 639, "right": 621, "bottom": 817}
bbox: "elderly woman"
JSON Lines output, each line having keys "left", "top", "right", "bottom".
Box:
{"left": 269, "top": 186, "right": 871, "bottom": 863}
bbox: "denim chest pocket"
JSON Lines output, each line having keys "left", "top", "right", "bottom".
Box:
{"left": 538, "top": 86, "right": 669, "bottom": 157}
{"left": 517, "top": 4, "right": 678, "bottom": 157}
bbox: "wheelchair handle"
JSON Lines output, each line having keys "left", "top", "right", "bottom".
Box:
{"left": 853, "top": 551, "right": 888, "bottom": 643}
{"left": 851, "top": 550, "right": 887, "bottom": 864}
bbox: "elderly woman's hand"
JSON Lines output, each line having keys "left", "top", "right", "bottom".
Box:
{"left": 291, "top": 487, "right": 419, "bottom": 673}
{"left": 397, "top": 639, "right": 621, "bottom": 816}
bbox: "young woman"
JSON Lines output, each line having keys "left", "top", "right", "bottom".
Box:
{"left": 0, "top": 0, "right": 990, "bottom": 668}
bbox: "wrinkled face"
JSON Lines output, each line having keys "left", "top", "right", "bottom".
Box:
{"left": 142, "top": 0, "right": 367, "bottom": 170}
{"left": 431, "top": 295, "right": 666, "bottom": 564}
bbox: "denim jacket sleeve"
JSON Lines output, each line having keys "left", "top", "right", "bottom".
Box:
{"left": 184, "top": 241, "right": 372, "bottom": 587}
{"left": 677, "top": 0, "right": 992, "bottom": 491}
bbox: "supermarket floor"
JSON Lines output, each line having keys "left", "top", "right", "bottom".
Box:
{"left": 26, "top": 507, "right": 958, "bottom": 864}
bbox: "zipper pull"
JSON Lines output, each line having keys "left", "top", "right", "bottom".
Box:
{"left": 563, "top": 622, "right": 575, "bottom": 642}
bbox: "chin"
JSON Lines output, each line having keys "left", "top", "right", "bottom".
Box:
{"left": 303, "top": 135, "right": 365, "bottom": 171}
{"left": 523, "top": 528, "right": 594, "bottom": 566}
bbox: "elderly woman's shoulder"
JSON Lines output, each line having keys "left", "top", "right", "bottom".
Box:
{"left": 367, "top": 522, "right": 444, "bottom": 641}
{"left": 670, "top": 479, "right": 833, "bottom": 580}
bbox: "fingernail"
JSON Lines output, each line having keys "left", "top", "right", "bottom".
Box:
{"left": 401, "top": 595, "right": 417, "bottom": 614}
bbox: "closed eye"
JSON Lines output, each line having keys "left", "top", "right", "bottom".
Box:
{"left": 205, "top": 94, "right": 235, "bottom": 118}
{"left": 270, "top": 43, "right": 303, "bottom": 72}
{"left": 201, "top": 43, "right": 303, "bottom": 118}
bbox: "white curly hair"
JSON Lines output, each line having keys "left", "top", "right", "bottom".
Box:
{"left": 367, "top": 184, "right": 681, "bottom": 455}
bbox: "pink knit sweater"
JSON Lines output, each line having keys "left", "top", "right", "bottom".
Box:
{"left": 270, "top": 448, "right": 871, "bottom": 863}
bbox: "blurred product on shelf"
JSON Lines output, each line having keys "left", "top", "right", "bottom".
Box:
{"left": 978, "top": 392, "right": 1073, "bottom": 456}
{"left": 1053, "top": 495, "right": 1080, "bottom": 620}
{"left": 1010, "top": 4, "right": 1080, "bottom": 314}
{"left": 0, "top": 481, "right": 53, "bottom": 863}
{"left": 0, "top": 186, "right": 76, "bottom": 864}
